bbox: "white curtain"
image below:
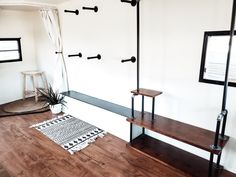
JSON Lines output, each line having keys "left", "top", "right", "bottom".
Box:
{"left": 40, "top": 9, "right": 69, "bottom": 92}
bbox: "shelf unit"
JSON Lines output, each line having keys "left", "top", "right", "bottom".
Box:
{"left": 128, "top": 88, "right": 229, "bottom": 177}
{"left": 62, "top": 90, "right": 231, "bottom": 176}
{"left": 120, "top": 0, "right": 235, "bottom": 176}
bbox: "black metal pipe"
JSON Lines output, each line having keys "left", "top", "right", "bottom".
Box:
{"left": 64, "top": 9, "right": 79, "bottom": 15}
{"left": 220, "top": 109, "right": 228, "bottom": 137}
{"left": 87, "top": 54, "right": 101, "bottom": 60}
{"left": 142, "top": 127, "right": 145, "bottom": 134}
{"left": 121, "top": 0, "right": 139, "bottom": 90}
{"left": 82, "top": 6, "right": 98, "bottom": 13}
{"left": 142, "top": 95, "right": 144, "bottom": 117}
{"left": 131, "top": 95, "right": 135, "bottom": 118}
{"left": 216, "top": 153, "right": 222, "bottom": 169}
{"left": 216, "top": 110, "right": 228, "bottom": 169}
{"left": 130, "top": 123, "right": 133, "bottom": 143}
{"left": 68, "top": 53, "right": 82, "bottom": 58}
{"left": 208, "top": 153, "right": 214, "bottom": 177}
{"left": 121, "top": 56, "right": 136, "bottom": 63}
{"left": 213, "top": 119, "right": 222, "bottom": 148}
{"left": 121, "top": 0, "right": 137, "bottom": 6}
{"left": 137, "top": 1, "right": 140, "bottom": 91}
{"left": 152, "top": 97, "right": 155, "bottom": 120}
{"left": 215, "top": 0, "right": 236, "bottom": 171}
{"left": 221, "top": 0, "right": 236, "bottom": 113}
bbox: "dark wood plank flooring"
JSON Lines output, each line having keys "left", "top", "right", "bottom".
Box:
{"left": 0, "top": 111, "right": 235, "bottom": 177}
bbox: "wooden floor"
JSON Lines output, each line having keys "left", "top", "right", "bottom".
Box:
{"left": 0, "top": 111, "right": 235, "bottom": 177}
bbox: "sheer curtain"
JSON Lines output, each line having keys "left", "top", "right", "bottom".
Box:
{"left": 40, "top": 9, "right": 69, "bottom": 92}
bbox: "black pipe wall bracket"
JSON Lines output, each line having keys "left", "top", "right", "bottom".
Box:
{"left": 121, "top": 0, "right": 139, "bottom": 6}
{"left": 121, "top": 56, "right": 136, "bottom": 63}
{"left": 82, "top": 6, "right": 98, "bottom": 13}
{"left": 87, "top": 54, "right": 101, "bottom": 60}
{"left": 64, "top": 9, "right": 79, "bottom": 15}
{"left": 68, "top": 53, "right": 82, "bottom": 58}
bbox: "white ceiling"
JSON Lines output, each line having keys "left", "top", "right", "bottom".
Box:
{"left": 0, "top": 0, "right": 71, "bottom": 11}
{"left": 0, "top": 0, "right": 70, "bottom": 5}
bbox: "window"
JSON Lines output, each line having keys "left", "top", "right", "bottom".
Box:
{"left": 0, "top": 38, "right": 22, "bottom": 63}
{"left": 199, "top": 31, "right": 236, "bottom": 87}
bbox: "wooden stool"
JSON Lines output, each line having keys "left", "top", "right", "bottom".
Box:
{"left": 22, "top": 71, "right": 48, "bottom": 102}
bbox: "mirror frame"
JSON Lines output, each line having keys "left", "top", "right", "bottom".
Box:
{"left": 199, "top": 30, "right": 236, "bottom": 87}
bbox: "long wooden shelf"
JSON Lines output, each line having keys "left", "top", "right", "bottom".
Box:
{"left": 128, "top": 134, "right": 223, "bottom": 177}
{"left": 127, "top": 111, "right": 229, "bottom": 154}
{"left": 62, "top": 91, "right": 132, "bottom": 117}
{"left": 62, "top": 91, "right": 229, "bottom": 154}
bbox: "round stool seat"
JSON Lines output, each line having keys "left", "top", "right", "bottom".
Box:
{"left": 22, "top": 71, "right": 44, "bottom": 75}
{"left": 21, "top": 70, "right": 48, "bottom": 102}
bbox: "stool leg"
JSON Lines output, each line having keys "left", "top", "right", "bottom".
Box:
{"left": 32, "top": 76, "right": 38, "bottom": 102}
{"left": 23, "top": 74, "right": 26, "bottom": 100}
{"left": 41, "top": 72, "right": 48, "bottom": 90}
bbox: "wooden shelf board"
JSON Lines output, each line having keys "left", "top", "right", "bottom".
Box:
{"left": 128, "top": 134, "right": 223, "bottom": 177}
{"left": 131, "top": 88, "right": 162, "bottom": 97}
{"left": 62, "top": 90, "right": 132, "bottom": 117}
{"left": 127, "top": 112, "right": 229, "bottom": 154}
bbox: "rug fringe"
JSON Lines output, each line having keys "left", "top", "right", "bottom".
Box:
{"left": 68, "top": 131, "right": 107, "bottom": 154}
{"left": 30, "top": 114, "right": 69, "bottom": 128}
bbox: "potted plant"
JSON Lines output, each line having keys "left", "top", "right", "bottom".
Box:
{"left": 38, "top": 85, "right": 66, "bottom": 114}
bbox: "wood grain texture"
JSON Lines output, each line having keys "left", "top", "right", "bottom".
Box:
{"left": 0, "top": 111, "right": 235, "bottom": 177}
{"left": 131, "top": 88, "right": 162, "bottom": 97}
{"left": 0, "top": 111, "right": 183, "bottom": 177}
{"left": 127, "top": 111, "right": 229, "bottom": 154}
{"left": 0, "top": 164, "right": 10, "bottom": 177}
{"left": 129, "top": 134, "right": 224, "bottom": 177}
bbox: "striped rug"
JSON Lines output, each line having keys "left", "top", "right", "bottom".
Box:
{"left": 30, "top": 114, "right": 106, "bottom": 154}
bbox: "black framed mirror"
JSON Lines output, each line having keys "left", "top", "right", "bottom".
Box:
{"left": 0, "top": 38, "right": 22, "bottom": 63}
{"left": 199, "top": 31, "right": 236, "bottom": 87}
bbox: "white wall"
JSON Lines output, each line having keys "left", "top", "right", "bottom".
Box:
{"left": 0, "top": 9, "right": 38, "bottom": 104}
{"left": 57, "top": 0, "right": 236, "bottom": 173}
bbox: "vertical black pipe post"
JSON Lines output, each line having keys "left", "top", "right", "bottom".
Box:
{"left": 130, "top": 123, "right": 133, "bottom": 144}
{"left": 142, "top": 95, "right": 144, "bottom": 116}
{"left": 220, "top": 110, "right": 228, "bottom": 137}
{"left": 216, "top": 153, "right": 222, "bottom": 169}
{"left": 130, "top": 95, "right": 135, "bottom": 144}
{"left": 213, "top": 119, "right": 222, "bottom": 147}
{"left": 132, "top": 95, "right": 135, "bottom": 118}
{"left": 208, "top": 153, "right": 214, "bottom": 177}
{"left": 152, "top": 97, "right": 155, "bottom": 120}
{"left": 142, "top": 96, "right": 145, "bottom": 134}
{"left": 216, "top": 0, "right": 236, "bottom": 170}
{"left": 137, "top": 1, "right": 140, "bottom": 91}
{"left": 221, "top": 0, "right": 236, "bottom": 135}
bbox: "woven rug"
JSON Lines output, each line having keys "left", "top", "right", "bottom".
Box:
{"left": 0, "top": 97, "right": 49, "bottom": 118}
{"left": 3, "top": 98, "right": 48, "bottom": 113}
{"left": 30, "top": 114, "right": 106, "bottom": 154}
